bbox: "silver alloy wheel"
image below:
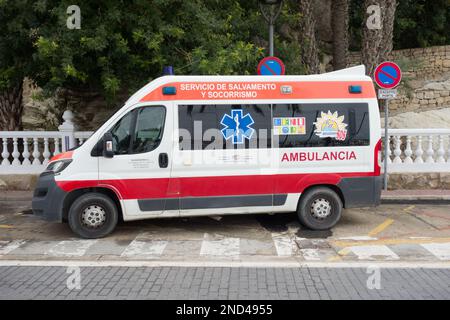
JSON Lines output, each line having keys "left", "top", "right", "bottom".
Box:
{"left": 81, "top": 205, "right": 106, "bottom": 228}
{"left": 310, "top": 198, "right": 332, "bottom": 219}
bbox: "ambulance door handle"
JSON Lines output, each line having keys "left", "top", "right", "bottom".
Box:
{"left": 159, "top": 153, "right": 169, "bottom": 168}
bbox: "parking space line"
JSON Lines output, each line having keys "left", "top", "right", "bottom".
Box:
{"left": 0, "top": 240, "right": 26, "bottom": 255}
{"left": 272, "top": 233, "right": 293, "bottom": 256}
{"left": 300, "top": 248, "right": 321, "bottom": 261}
{"left": 368, "top": 218, "right": 394, "bottom": 237}
{"left": 46, "top": 240, "right": 97, "bottom": 257}
{"left": 328, "top": 218, "right": 395, "bottom": 262}
{"left": 332, "top": 237, "right": 450, "bottom": 247}
{"left": 200, "top": 235, "right": 239, "bottom": 257}
{"left": 121, "top": 240, "right": 168, "bottom": 257}
{"left": 421, "top": 243, "right": 450, "bottom": 261}
{"left": 348, "top": 245, "right": 400, "bottom": 260}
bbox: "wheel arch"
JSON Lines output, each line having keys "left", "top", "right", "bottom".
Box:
{"left": 62, "top": 187, "right": 124, "bottom": 222}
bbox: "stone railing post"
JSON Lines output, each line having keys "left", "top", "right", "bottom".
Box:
{"left": 58, "top": 110, "right": 76, "bottom": 152}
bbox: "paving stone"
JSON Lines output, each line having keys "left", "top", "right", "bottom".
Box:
{"left": 1, "top": 266, "right": 450, "bottom": 299}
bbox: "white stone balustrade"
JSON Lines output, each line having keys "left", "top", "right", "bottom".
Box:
{"left": 1, "top": 110, "right": 450, "bottom": 175}
{"left": 0, "top": 132, "right": 62, "bottom": 174}
{"left": 0, "top": 110, "right": 93, "bottom": 174}
{"left": 382, "top": 129, "right": 450, "bottom": 172}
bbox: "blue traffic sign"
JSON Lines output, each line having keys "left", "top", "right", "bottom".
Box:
{"left": 374, "top": 62, "right": 402, "bottom": 89}
{"left": 257, "top": 57, "right": 285, "bottom": 76}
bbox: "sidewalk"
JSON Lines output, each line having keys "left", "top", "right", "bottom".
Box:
{"left": 0, "top": 191, "right": 33, "bottom": 201}
{"left": 381, "top": 189, "right": 450, "bottom": 203}
{"left": 1, "top": 190, "right": 450, "bottom": 203}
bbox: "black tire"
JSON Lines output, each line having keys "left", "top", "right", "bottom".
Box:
{"left": 297, "top": 187, "right": 342, "bottom": 230}
{"left": 68, "top": 192, "right": 118, "bottom": 239}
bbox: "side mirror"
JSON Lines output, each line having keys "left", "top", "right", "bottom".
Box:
{"left": 103, "top": 132, "right": 114, "bottom": 158}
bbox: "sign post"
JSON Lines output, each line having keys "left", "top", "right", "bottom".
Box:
{"left": 374, "top": 62, "right": 402, "bottom": 191}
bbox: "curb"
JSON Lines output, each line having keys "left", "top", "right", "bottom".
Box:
{"left": 1, "top": 259, "right": 449, "bottom": 269}
{"left": 381, "top": 197, "right": 450, "bottom": 204}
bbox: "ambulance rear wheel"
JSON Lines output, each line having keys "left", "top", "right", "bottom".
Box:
{"left": 297, "top": 187, "right": 342, "bottom": 230}
{"left": 68, "top": 192, "right": 118, "bottom": 239}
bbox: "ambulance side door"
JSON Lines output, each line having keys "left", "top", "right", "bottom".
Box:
{"left": 98, "top": 102, "right": 174, "bottom": 218}
{"left": 172, "top": 102, "right": 274, "bottom": 215}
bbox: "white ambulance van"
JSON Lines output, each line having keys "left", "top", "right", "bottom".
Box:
{"left": 32, "top": 65, "right": 382, "bottom": 238}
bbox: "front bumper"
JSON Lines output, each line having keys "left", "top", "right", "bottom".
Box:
{"left": 32, "top": 172, "right": 67, "bottom": 222}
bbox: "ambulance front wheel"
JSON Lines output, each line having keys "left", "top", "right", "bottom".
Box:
{"left": 297, "top": 187, "right": 342, "bottom": 230}
{"left": 68, "top": 192, "right": 118, "bottom": 239}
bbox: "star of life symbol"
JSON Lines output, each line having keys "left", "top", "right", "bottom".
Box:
{"left": 220, "top": 109, "right": 255, "bottom": 144}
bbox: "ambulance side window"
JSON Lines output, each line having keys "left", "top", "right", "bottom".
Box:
{"left": 178, "top": 104, "right": 271, "bottom": 150}
{"left": 110, "top": 110, "right": 134, "bottom": 155}
{"left": 107, "top": 106, "right": 166, "bottom": 155}
{"left": 273, "top": 103, "right": 370, "bottom": 148}
{"left": 131, "top": 106, "right": 166, "bottom": 153}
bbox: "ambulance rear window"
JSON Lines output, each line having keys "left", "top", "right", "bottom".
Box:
{"left": 272, "top": 103, "right": 370, "bottom": 148}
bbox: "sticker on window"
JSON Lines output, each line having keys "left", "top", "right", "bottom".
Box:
{"left": 220, "top": 109, "right": 255, "bottom": 144}
{"left": 313, "top": 111, "right": 347, "bottom": 141}
{"left": 273, "top": 117, "right": 306, "bottom": 135}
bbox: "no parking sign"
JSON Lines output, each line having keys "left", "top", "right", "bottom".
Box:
{"left": 374, "top": 62, "right": 402, "bottom": 89}
{"left": 374, "top": 61, "right": 402, "bottom": 191}
{"left": 257, "top": 57, "right": 285, "bottom": 76}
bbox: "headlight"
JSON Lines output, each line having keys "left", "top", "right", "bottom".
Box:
{"left": 45, "top": 159, "right": 73, "bottom": 174}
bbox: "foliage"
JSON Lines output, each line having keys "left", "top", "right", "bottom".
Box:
{"left": 349, "top": 0, "right": 449, "bottom": 51}
{"left": 3, "top": 0, "right": 449, "bottom": 109}
{"left": 0, "top": 0, "right": 45, "bottom": 90}
{"left": 32, "top": 0, "right": 306, "bottom": 104}
{"left": 394, "top": 0, "right": 450, "bottom": 49}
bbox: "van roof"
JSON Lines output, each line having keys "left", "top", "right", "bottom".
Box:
{"left": 126, "top": 65, "right": 376, "bottom": 105}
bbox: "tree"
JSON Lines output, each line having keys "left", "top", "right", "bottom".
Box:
{"left": 0, "top": 0, "right": 44, "bottom": 130}
{"left": 394, "top": 0, "right": 449, "bottom": 49}
{"left": 31, "top": 1, "right": 302, "bottom": 129}
{"left": 298, "top": 0, "right": 320, "bottom": 74}
{"left": 33, "top": 1, "right": 265, "bottom": 103}
{"left": 361, "top": 0, "right": 397, "bottom": 76}
{"left": 331, "top": 0, "right": 350, "bottom": 70}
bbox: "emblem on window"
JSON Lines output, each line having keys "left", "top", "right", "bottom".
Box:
{"left": 314, "top": 111, "right": 348, "bottom": 141}
{"left": 220, "top": 110, "right": 255, "bottom": 144}
{"left": 273, "top": 117, "right": 306, "bottom": 135}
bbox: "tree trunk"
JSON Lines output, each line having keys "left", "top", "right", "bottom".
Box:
{"left": 362, "top": 0, "right": 397, "bottom": 76}
{"left": 331, "top": 0, "right": 349, "bottom": 70}
{"left": 380, "top": 0, "right": 397, "bottom": 60}
{"left": 299, "top": 0, "right": 320, "bottom": 74}
{"left": 0, "top": 81, "right": 24, "bottom": 131}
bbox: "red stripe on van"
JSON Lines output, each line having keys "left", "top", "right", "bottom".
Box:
{"left": 49, "top": 151, "right": 73, "bottom": 163}
{"left": 56, "top": 172, "right": 377, "bottom": 200}
{"left": 140, "top": 81, "right": 376, "bottom": 102}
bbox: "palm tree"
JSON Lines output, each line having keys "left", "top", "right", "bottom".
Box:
{"left": 299, "top": 0, "right": 320, "bottom": 74}
{"left": 331, "top": 0, "right": 349, "bottom": 70}
{"left": 0, "top": 83, "right": 23, "bottom": 131}
{"left": 362, "top": 0, "right": 397, "bottom": 76}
